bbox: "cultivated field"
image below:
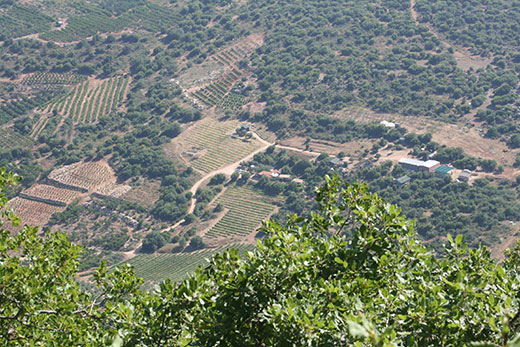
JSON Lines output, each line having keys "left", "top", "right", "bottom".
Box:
{"left": 211, "top": 33, "right": 264, "bottom": 68}
{"left": 193, "top": 68, "right": 244, "bottom": 108}
{"left": 0, "top": 5, "right": 53, "bottom": 39}
{"left": 120, "top": 180, "right": 161, "bottom": 208}
{"left": 20, "top": 183, "right": 83, "bottom": 205}
{"left": 8, "top": 197, "right": 65, "bottom": 227}
{"left": 204, "top": 186, "right": 276, "bottom": 240}
{"left": 39, "top": 3, "right": 176, "bottom": 42}
{"left": 37, "top": 75, "right": 130, "bottom": 130}
{"left": 47, "top": 161, "right": 115, "bottom": 192}
{"left": 0, "top": 127, "right": 34, "bottom": 149}
{"left": 0, "top": 95, "right": 50, "bottom": 126}
{"left": 180, "top": 34, "right": 263, "bottom": 110}
{"left": 120, "top": 243, "right": 254, "bottom": 282}
{"left": 22, "top": 72, "right": 86, "bottom": 86}
{"left": 30, "top": 75, "right": 130, "bottom": 138}
{"left": 171, "top": 117, "right": 263, "bottom": 173}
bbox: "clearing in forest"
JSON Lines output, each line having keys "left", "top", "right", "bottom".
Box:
{"left": 336, "top": 105, "right": 518, "bottom": 168}
{"left": 203, "top": 185, "right": 277, "bottom": 241}
{"left": 168, "top": 117, "right": 263, "bottom": 174}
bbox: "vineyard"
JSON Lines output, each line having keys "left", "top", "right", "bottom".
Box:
{"left": 20, "top": 184, "right": 83, "bottom": 206}
{"left": 0, "top": 128, "right": 34, "bottom": 149}
{"left": 22, "top": 73, "right": 87, "bottom": 86}
{"left": 0, "top": 5, "right": 53, "bottom": 39}
{"left": 0, "top": 94, "right": 54, "bottom": 125}
{"left": 219, "top": 91, "right": 246, "bottom": 111}
{"left": 37, "top": 75, "right": 130, "bottom": 129}
{"left": 204, "top": 186, "right": 276, "bottom": 239}
{"left": 192, "top": 69, "right": 243, "bottom": 108}
{"left": 120, "top": 243, "right": 255, "bottom": 282}
{"left": 39, "top": 3, "right": 179, "bottom": 42}
{"left": 211, "top": 34, "right": 264, "bottom": 68}
{"left": 47, "top": 161, "right": 115, "bottom": 192}
{"left": 182, "top": 118, "right": 262, "bottom": 173}
{"left": 8, "top": 197, "right": 65, "bottom": 227}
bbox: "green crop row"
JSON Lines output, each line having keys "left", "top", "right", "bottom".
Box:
{"left": 0, "top": 94, "right": 53, "bottom": 126}
{"left": 205, "top": 187, "right": 275, "bottom": 239}
{"left": 22, "top": 73, "right": 86, "bottom": 85}
{"left": 0, "top": 5, "right": 53, "bottom": 39}
{"left": 0, "top": 128, "right": 34, "bottom": 149}
{"left": 118, "top": 243, "right": 255, "bottom": 282}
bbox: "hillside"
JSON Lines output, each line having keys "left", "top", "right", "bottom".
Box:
{"left": 0, "top": 0, "right": 517, "bottom": 280}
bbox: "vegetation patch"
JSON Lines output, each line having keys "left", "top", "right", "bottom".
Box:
{"left": 205, "top": 186, "right": 276, "bottom": 240}
{"left": 120, "top": 243, "right": 254, "bottom": 283}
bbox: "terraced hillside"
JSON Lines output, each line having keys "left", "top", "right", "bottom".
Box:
{"left": 8, "top": 160, "right": 130, "bottom": 229}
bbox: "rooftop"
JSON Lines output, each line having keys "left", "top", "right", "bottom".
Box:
{"left": 398, "top": 158, "right": 440, "bottom": 168}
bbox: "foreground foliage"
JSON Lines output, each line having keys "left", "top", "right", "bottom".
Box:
{"left": 2, "top": 170, "right": 520, "bottom": 345}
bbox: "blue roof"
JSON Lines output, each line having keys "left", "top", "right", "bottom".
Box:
{"left": 434, "top": 165, "right": 454, "bottom": 174}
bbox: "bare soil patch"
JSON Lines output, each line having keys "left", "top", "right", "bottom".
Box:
{"left": 279, "top": 136, "right": 373, "bottom": 158}
{"left": 336, "top": 106, "right": 519, "bottom": 168}
{"left": 122, "top": 179, "right": 161, "bottom": 208}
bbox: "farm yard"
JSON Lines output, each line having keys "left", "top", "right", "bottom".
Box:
{"left": 119, "top": 243, "right": 254, "bottom": 283}
{"left": 174, "top": 118, "right": 263, "bottom": 173}
{"left": 47, "top": 161, "right": 115, "bottom": 192}
{"left": 204, "top": 186, "right": 277, "bottom": 240}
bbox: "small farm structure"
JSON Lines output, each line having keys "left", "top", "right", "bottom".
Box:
{"left": 328, "top": 157, "right": 342, "bottom": 166}
{"left": 395, "top": 175, "right": 411, "bottom": 186}
{"left": 380, "top": 120, "right": 396, "bottom": 128}
{"left": 458, "top": 171, "right": 471, "bottom": 182}
{"left": 398, "top": 158, "right": 440, "bottom": 172}
{"left": 434, "top": 165, "right": 454, "bottom": 176}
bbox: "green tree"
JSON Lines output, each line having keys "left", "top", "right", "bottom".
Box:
{"left": 3, "top": 169, "right": 520, "bottom": 346}
{"left": 141, "top": 231, "right": 166, "bottom": 253}
{"left": 113, "top": 175, "right": 520, "bottom": 345}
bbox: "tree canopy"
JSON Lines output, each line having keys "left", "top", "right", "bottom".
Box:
{"left": 2, "top": 169, "right": 520, "bottom": 345}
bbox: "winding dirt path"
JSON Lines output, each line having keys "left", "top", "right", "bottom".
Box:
{"left": 118, "top": 133, "right": 324, "bottom": 260}
{"left": 154, "top": 132, "right": 320, "bottom": 235}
